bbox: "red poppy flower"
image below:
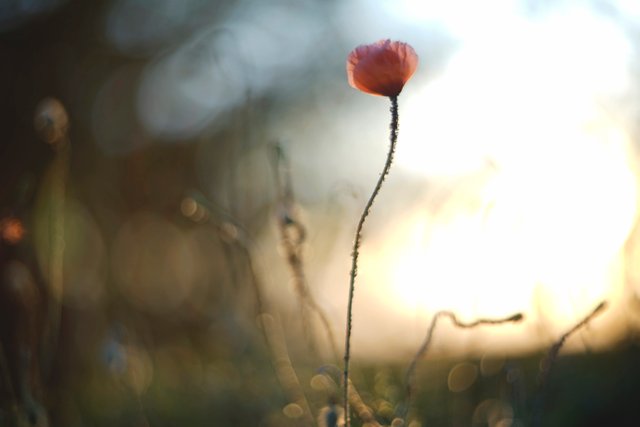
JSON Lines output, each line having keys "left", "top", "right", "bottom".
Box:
{"left": 346, "top": 39, "right": 418, "bottom": 97}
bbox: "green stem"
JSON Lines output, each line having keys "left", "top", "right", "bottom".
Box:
{"left": 343, "top": 95, "right": 398, "bottom": 427}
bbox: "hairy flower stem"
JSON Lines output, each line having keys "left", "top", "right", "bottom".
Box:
{"left": 343, "top": 95, "right": 398, "bottom": 427}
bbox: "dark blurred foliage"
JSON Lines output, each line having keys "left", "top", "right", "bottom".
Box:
{"left": 0, "top": 1, "right": 293, "bottom": 425}
{"left": 403, "top": 342, "right": 640, "bottom": 427}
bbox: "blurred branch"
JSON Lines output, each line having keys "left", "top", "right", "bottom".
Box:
{"left": 182, "top": 191, "right": 270, "bottom": 327}
{"left": 261, "top": 313, "right": 315, "bottom": 427}
{"left": 318, "top": 365, "right": 381, "bottom": 427}
{"left": 35, "top": 98, "right": 70, "bottom": 376}
{"left": 400, "top": 310, "right": 523, "bottom": 423}
{"left": 269, "top": 143, "right": 340, "bottom": 362}
{"left": 181, "top": 191, "right": 315, "bottom": 426}
{"left": 346, "top": 378, "right": 382, "bottom": 427}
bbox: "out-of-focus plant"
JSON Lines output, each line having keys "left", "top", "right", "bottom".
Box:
{"left": 34, "top": 97, "right": 70, "bottom": 377}
{"left": 270, "top": 143, "right": 339, "bottom": 362}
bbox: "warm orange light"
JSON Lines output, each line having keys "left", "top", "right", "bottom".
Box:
{"left": 346, "top": 39, "right": 418, "bottom": 97}
{"left": 1, "top": 218, "right": 25, "bottom": 244}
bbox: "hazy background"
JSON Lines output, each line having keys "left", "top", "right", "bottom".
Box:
{"left": 3, "top": 0, "right": 640, "bottom": 425}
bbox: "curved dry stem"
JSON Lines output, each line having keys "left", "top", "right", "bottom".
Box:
{"left": 261, "top": 313, "right": 315, "bottom": 426}
{"left": 400, "top": 310, "right": 523, "bottom": 423}
{"left": 181, "top": 194, "right": 314, "bottom": 426}
{"left": 270, "top": 144, "right": 340, "bottom": 361}
{"left": 537, "top": 301, "right": 606, "bottom": 386}
{"left": 343, "top": 96, "right": 398, "bottom": 427}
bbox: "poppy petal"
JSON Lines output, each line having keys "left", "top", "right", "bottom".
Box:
{"left": 346, "top": 40, "right": 418, "bottom": 97}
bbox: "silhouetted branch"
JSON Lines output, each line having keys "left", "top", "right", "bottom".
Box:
{"left": 401, "top": 310, "right": 523, "bottom": 423}
{"left": 532, "top": 301, "right": 607, "bottom": 427}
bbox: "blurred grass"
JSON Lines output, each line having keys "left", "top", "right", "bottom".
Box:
{"left": 41, "top": 339, "right": 640, "bottom": 426}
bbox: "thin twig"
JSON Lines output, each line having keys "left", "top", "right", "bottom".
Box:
{"left": 272, "top": 144, "right": 315, "bottom": 353}
{"left": 400, "top": 310, "right": 523, "bottom": 423}
{"left": 344, "top": 96, "right": 399, "bottom": 427}
{"left": 183, "top": 192, "right": 266, "bottom": 316}
{"left": 269, "top": 144, "right": 340, "bottom": 361}
{"left": 537, "top": 301, "right": 607, "bottom": 386}
{"left": 533, "top": 301, "right": 607, "bottom": 427}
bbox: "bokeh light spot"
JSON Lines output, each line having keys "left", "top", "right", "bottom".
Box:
{"left": 310, "top": 374, "right": 332, "bottom": 391}
{"left": 472, "top": 399, "right": 514, "bottom": 427}
{"left": 111, "top": 212, "right": 203, "bottom": 314}
{"left": 0, "top": 217, "right": 25, "bottom": 244}
{"left": 282, "top": 403, "right": 303, "bottom": 419}
{"left": 447, "top": 361, "right": 478, "bottom": 392}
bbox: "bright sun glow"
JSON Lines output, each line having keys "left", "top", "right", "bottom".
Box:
{"left": 368, "top": 3, "right": 638, "bottom": 334}
{"left": 385, "top": 126, "right": 637, "bottom": 324}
